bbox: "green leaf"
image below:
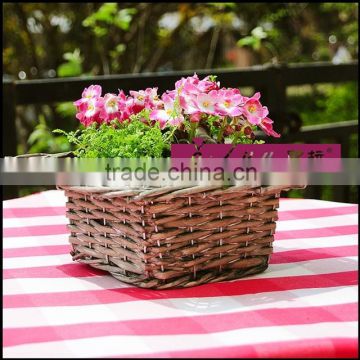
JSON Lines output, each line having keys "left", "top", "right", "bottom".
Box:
{"left": 208, "top": 75, "right": 217, "bottom": 82}
{"left": 206, "top": 3, "right": 236, "bottom": 10}
{"left": 237, "top": 26, "right": 267, "bottom": 51}
{"left": 57, "top": 61, "right": 82, "bottom": 77}
{"left": 93, "top": 26, "right": 108, "bottom": 37}
{"left": 63, "top": 49, "right": 83, "bottom": 62}
{"left": 251, "top": 26, "right": 268, "bottom": 40}
{"left": 84, "top": 3, "right": 118, "bottom": 25}
{"left": 237, "top": 36, "right": 257, "bottom": 47}
{"left": 111, "top": 43, "right": 126, "bottom": 55}
{"left": 28, "top": 128, "right": 46, "bottom": 145}
{"left": 113, "top": 8, "right": 137, "bottom": 31}
{"left": 57, "top": 49, "right": 83, "bottom": 77}
{"left": 56, "top": 102, "right": 77, "bottom": 117}
{"left": 253, "top": 38, "right": 262, "bottom": 51}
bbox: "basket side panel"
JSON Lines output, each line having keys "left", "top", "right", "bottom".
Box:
{"left": 62, "top": 186, "right": 283, "bottom": 289}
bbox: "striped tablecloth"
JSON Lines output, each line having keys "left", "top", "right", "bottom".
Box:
{"left": 3, "top": 190, "right": 358, "bottom": 358}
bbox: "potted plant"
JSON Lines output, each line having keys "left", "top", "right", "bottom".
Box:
{"left": 54, "top": 74, "right": 290, "bottom": 289}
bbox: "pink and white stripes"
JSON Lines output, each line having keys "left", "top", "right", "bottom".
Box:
{"left": 3, "top": 190, "right": 358, "bottom": 358}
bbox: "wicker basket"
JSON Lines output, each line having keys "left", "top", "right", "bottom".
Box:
{"left": 59, "top": 184, "right": 292, "bottom": 289}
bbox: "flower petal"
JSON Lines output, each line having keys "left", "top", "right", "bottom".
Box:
{"left": 150, "top": 109, "right": 169, "bottom": 122}
{"left": 247, "top": 114, "right": 262, "bottom": 125}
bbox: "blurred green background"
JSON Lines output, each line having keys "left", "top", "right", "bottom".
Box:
{"left": 3, "top": 2, "right": 358, "bottom": 199}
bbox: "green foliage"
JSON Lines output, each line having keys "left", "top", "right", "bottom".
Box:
{"left": 316, "top": 83, "right": 358, "bottom": 123}
{"left": 288, "top": 82, "right": 358, "bottom": 126}
{"left": 4, "top": 3, "right": 358, "bottom": 77}
{"left": 206, "top": 3, "right": 236, "bottom": 10}
{"left": 53, "top": 108, "right": 266, "bottom": 158}
{"left": 83, "top": 3, "right": 118, "bottom": 26}
{"left": 114, "top": 8, "right": 138, "bottom": 31}
{"left": 54, "top": 120, "right": 170, "bottom": 158}
{"left": 206, "top": 115, "right": 262, "bottom": 144}
{"left": 237, "top": 26, "right": 268, "bottom": 51}
{"left": 82, "top": 3, "right": 137, "bottom": 37}
{"left": 57, "top": 49, "right": 83, "bottom": 77}
{"left": 236, "top": 3, "right": 358, "bottom": 63}
{"left": 28, "top": 115, "right": 71, "bottom": 153}
{"left": 55, "top": 102, "right": 77, "bottom": 118}
{"left": 208, "top": 75, "right": 218, "bottom": 82}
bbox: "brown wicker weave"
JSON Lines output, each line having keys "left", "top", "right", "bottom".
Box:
{"left": 59, "top": 184, "right": 292, "bottom": 289}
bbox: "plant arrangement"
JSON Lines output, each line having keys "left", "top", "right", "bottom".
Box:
{"left": 55, "top": 74, "right": 280, "bottom": 158}
{"left": 50, "top": 73, "right": 294, "bottom": 290}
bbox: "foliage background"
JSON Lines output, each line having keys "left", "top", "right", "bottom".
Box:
{"left": 3, "top": 2, "right": 359, "bottom": 199}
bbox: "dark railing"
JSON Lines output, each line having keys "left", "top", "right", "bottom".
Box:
{"left": 2, "top": 61, "right": 358, "bottom": 201}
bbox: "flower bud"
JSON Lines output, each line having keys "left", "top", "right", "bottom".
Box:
{"left": 224, "top": 125, "right": 235, "bottom": 136}
{"left": 243, "top": 126, "right": 252, "bottom": 136}
{"left": 213, "top": 120, "right": 221, "bottom": 127}
{"left": 190, "top": 113, "right": 201, "bottom": 122}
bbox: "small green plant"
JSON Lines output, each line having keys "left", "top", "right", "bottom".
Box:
{"left": 54, "top": 120, "right": 170, "bottom": 158}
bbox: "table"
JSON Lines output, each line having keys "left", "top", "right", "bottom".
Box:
{"left": 3, "top": 190, "right": 358, "bottom": 358}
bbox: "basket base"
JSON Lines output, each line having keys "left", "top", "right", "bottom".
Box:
{"left": 81, "top": 257, "right": 269, "bottom": 289}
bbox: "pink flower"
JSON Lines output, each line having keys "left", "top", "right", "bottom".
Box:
{"left": 129, "top": 87, "right": 160, "bottom": 113}
{"left": 175, "top": 74, "right": 199, "bottom": 91}
{"left": 145, "top": 87, "right": 162, "bottom": 108}
{"left": 75, "top": 97, "right": 102, "bottom": 126}
{"left": 117, "top": 89, "right": 127, "bottom": 102}
{"left": 176, "top": 74, "right": 203, "bottom": 98}
{"left": 99, "top": 93, "right": 122, "bottom": 123}
{"left": 150, "top": 94, "right": 184, "bottom": 128}
{"left": 176, "top": 74, "right": 220, "bottom": 93}
{"left": 174, "top": 74, "right": 222, "bottom": 115}
{"left": 82, "top": 84, "right": 102, "bottom": 99}
{"left": 197, "top": 76, "right": 220, "bottom": 92}
{"left": 195, "top": 91, "right": 219, "bottom": 115}
{"left": 179, "top": 94, "right": 199, "bottom": 115}
{"left": 119, "top": 98, "right": 132, "bottom": 122}
{"left": 215, "top": 88, "right": 243, "bottom": 117}
{"left": 242, "top": 92, "right": 269, "bottom": 125}
{"left": 72, "top": 75, "right": 278, "bottom": 141}
{"left": 129, "top": 90, "right": 147, "bottom": 113}
{"left": 259, "top": 117, "right": 281, "bottom": 138}
{"left": 73, "top": 85, "right": 103, "bottom": 125}
{"left": 73, "top": 85, "right": 102, "bottom": 110}
{"left": 175, "top": 76, "right": 200, "bottom": 112}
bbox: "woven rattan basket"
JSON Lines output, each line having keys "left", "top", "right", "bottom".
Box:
{"left": 58, "top": 184, "right": 293, "bottom": 289}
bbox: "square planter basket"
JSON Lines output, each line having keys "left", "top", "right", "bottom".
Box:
{"left": 17, "top": 153, "right": 300, "bottom": 289}
{"left": 58, "top": 183, "right": 294, "bottom": 289}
